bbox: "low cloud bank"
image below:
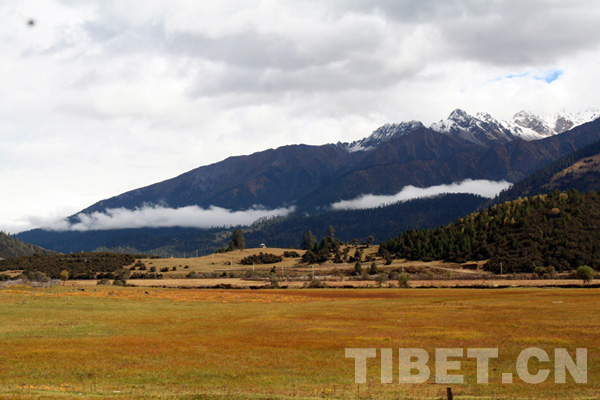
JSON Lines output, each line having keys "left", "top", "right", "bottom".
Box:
{"left": 46, "top": 204, "right": 295, "bottom": 231}
{"left": 331, "top": 179, "right": 512, "bottom": 210}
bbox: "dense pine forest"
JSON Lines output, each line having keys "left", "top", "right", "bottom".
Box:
{"left": 246, "top": 193, "right": 486, "bottom": 248}
{"left": 380, "top": 189, "right": 600, "bottom": 273}
{"left": 0, "top": 252, "right": 153, "bottom": 280}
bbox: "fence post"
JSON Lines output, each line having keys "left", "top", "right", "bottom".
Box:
{"left": 447, "top": 387, "right": 454, "bottom": 400}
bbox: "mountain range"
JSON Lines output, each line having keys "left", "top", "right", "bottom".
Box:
{"left": 15, "top": 108, "right": 600, "bottom": 256}
{"left": 69, "top": 109, "right": 600, "bottom": 215}
{"left": 347, "top": 109, "right": 600, "bottom": 151}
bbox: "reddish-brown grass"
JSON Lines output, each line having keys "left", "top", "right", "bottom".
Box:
{"left": 0, "top": 286, "right": 598, "bottom": 399}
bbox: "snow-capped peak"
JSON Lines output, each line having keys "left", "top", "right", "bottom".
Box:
{"left": 431, "top": 109, "right": 514, "bottom": 145}
{"left": 344, "top": 109, "right": 600, "bottom": 153}
{"left": 447, "top": 108, "right": 471, "bottom": 126}
{"left": 508, "top": 109, "right": 600, "bottom": 140}
{"left": 346, "top": 121, "right": 424, "bottom": 152}
{"left": 475, "top": 112, "right": 496, "bottom": 123}
{"left": 511, "top": 111, "right": 552, "bottom": 136}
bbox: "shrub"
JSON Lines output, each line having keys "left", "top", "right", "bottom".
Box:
{"left": 241, "top": 252, "right": 283, "bottom": 265}
{"left": 283, "top": 251, "right": 300, "bottom": 258}
{"left": 27, "top": 271, "right": 50, "bottom": 282}
{"left": 369, "top": 261, "right": 378, "bottom": 275}
{"left": 307, "top": 279, "right": 326, "bottom": 289}
{"left": 354, "top": 261, "right": 362, "bottom": 276}
{"left": 375, "top": 273, "right": 388, "bottom": 288}
{"left": 398, "top": 273, "right": 410, "bottom": 288}
{"left": 382, "top": 251, "right": 393, "bottom": 265}
{"left": 576, "top": 265, "right": 594, "bottom": 284}
{"left": 60, "top": 269, "right": 69, "bottom": 285}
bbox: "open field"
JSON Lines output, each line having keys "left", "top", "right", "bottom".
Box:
{"left": 140, "top": 246, "right": 386, "bottom": 277}
{"left": 142, "top": 248, "right": 310, "bottom": 277}
{"left": 65, "top": 278, "right": 596, "bottom": 289}
{"left": 0, "top": 286, "right": 599, "bottom": 399}
{"left": 136, "top": 246, "right": 488, "bottom": 279}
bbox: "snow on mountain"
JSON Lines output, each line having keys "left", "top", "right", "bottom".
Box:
{"left": 430, "top": 109, "right": 514, "bottom": 145}
{"left": 508, "top": 109, "right": 600, "bottom": 140}
{"left": 346, "top": 109, "right": 600, "bottom": 152}
{"left": 345, "top": 121, "right": 424, "bottom": 152}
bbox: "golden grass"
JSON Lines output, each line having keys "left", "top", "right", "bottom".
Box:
{"left": 0, "top": 287, "right": 598, "bottom": 399}
{"left": 548, "top": 153, "right": 600, "bottom": 187}
{"left": 141, "top": 247, "right": 305, "bottom": 277}
{"left": 137, "top": 246, "right": 487, "bottom": 279}
{"left": 65, "top": 278, "right": 589, "bottom": 289}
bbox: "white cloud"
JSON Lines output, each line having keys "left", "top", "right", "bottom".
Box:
{"left": 331, "top": 179, "right": 512, "bottom": 210}
{"left": 1, "top": 1, "right": 600, "bottom": 232}
{"left": 44, "top": 204, "right": 294, "bottom": 231}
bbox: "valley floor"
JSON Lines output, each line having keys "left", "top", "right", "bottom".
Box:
{"left": 0, "top": 286, "right": 598, "bottom": 399}
{"left": 67, "top": 277, "right": 597, "bottom": 289}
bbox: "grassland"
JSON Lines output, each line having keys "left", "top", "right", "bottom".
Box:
{"left": 135, "top": 246, "right": 486, "bottom": 279}
{"left": 0, "top": 286, "right": 598, "bottom": 399}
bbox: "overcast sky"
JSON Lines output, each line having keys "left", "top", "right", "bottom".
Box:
{"left": 2, "top": 0, "right": 600, "bottom": 233}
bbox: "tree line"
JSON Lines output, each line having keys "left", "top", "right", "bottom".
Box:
{"left": 0, "top": 252, "right": 154, "bottom": 279}
{"left": 379, "top": 189, "right": 600, "bottom": 273}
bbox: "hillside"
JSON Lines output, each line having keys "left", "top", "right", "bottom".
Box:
{"left": 496, "top": 138, "right": 600, "bottom": 202}
{"left": 16, "top": 113, "right": 600, "bottom": 255}
{"left": 59, "top": 113, "right": 600, "bottom": 216}
{"left": 0, "top": 232, "right": 52, "bottom": 259}
{"left": 18, "top": 193, "right": 486, "bottom": 256}
{"left": 380, "top": 190, "right": 600, "bottom": 273}
{"left": 245, "top": 193, "right": 486, "bottom": 248}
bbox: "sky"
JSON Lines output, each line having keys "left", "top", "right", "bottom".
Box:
{"left": 1, "top": 0, "right": 600, "bottom": 233}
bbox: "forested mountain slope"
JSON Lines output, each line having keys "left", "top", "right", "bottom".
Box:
{"left": 496, "top": 139, "right": 600, "bottom": 202}
{"left": 0, "top": 231, "right": 52, "bottom": 259}
{"left": 380, "top": 190, "right": 600, "bottom": 273}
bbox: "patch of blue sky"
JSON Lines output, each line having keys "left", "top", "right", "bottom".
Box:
{"left": 504, "top": 72, "right": 529, "bottom": 80}
{"left": 490, "top": 68, "right": 563, "bottom": 84}
{"left": 533, "top": 69, "right": 563, "bottom": 83}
